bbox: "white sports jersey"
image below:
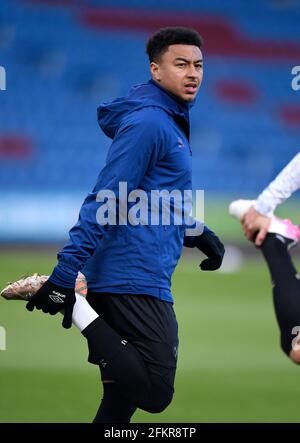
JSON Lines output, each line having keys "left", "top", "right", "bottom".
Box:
{"left": 255, "top": 152, "right": 300, "bottom": 215}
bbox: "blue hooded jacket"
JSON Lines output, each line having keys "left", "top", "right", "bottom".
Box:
{"left": 49, "top": 80, "right": 207, "bottom": 303}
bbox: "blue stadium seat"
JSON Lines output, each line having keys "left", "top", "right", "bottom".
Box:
{"left": 0, "top": 0, "right": 299, "bottom": 197}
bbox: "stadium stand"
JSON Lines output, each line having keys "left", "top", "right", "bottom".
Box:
{"left": 0, "top": 0, "right": 300, "bottom": 239}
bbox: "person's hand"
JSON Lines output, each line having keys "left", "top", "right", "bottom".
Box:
{"left": 241, "top": 206, "right": 271, "bottom": 246}
{"left": 26, "top": 280, "right": 76, "bottom": 329}
{"left": 195, "top": 231, "right": 225, "bottom": 271}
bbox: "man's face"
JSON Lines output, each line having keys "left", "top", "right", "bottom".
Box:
{"left": 150, "top": 44, "right": 203, "bottom": 102}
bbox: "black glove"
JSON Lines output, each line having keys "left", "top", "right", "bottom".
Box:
{"left": 194, "top": 230, "right": 225, "bottom": 271}
{"left": 26, "top": 280, "right": 76, "bottom": 329}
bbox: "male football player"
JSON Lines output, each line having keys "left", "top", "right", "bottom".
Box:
{"left": 25, "top": 27, "right": 225, "bottom": 422}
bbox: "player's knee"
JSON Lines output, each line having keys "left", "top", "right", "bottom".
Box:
{"left": 141, "top": 387, "right": 173, "bottom": 414}
{"left": 134, "top": 366, "right": 176, "bottom": 413}
{"left": 138, "top": 373, "right": 174, "bottom": 413}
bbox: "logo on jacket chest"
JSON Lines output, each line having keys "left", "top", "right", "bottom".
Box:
{"left": 177, "top": 137, "right": 192, "bottom": 155}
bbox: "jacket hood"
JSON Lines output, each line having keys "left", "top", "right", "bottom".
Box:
{"left": 97, "top": 79, "right": 193, "bottom": 140}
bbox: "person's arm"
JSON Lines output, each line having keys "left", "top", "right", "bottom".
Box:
{"left": 243, "top": 152, "right": 300, "bottom": 246}
{"left": 26, "top": 113, "right": 165, "bottom": 327}
{"left": 255, "top": 152, "right": 300, "bottom": 215}
{"left": 50, "top": 115, "right": 164, "bottom": 287}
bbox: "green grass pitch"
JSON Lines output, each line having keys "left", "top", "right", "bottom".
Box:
{"left": 1, "top": 250, "right": 300, "bottom": 423}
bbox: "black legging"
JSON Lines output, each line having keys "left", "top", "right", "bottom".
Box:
{"left": 83, "top": 292, "right": 178, "bottom": 420}
{"left": 260, "top": 234, "right": 300, "bottom": 355}
{"left": 93, "top": 381, "right": 137, "bottom": 423}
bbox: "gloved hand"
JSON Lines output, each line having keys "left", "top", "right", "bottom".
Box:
{"left": 194, "top": 230, "right": 225, "bottom": 271}
{"left": 26, "top": 280, "right": 76, "bottom": 329}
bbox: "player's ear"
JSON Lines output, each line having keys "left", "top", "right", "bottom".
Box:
{"left": 150, "top": 62, "right": 161, "bottom": 82}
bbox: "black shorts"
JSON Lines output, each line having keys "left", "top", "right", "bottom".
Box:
{"left": 86, "top": 292, "right": 179, "bottom": 390}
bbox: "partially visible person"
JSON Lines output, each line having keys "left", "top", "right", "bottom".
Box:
{"left": 229, "top": 152, "right": 300, "bottom": 364}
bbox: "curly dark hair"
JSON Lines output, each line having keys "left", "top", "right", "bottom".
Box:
{"left": 146, "top": 27, "right": 203, "bottom": 63}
